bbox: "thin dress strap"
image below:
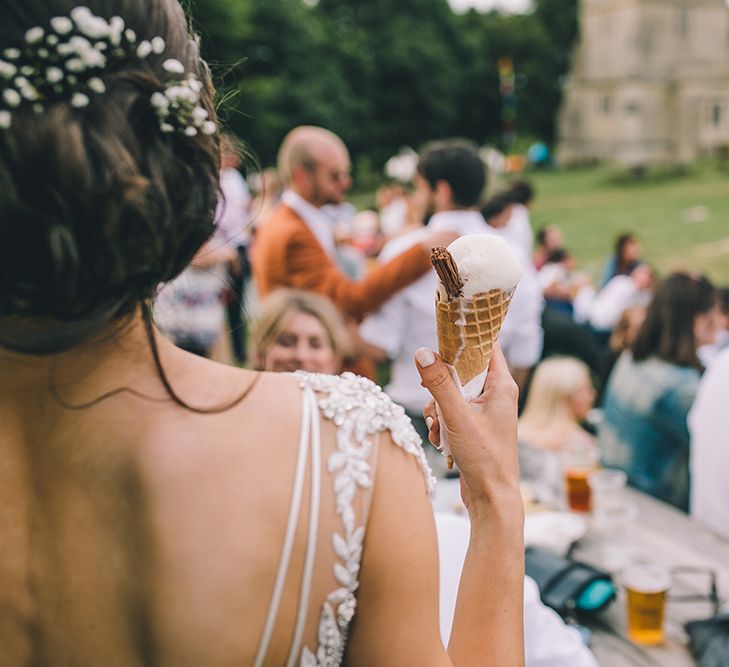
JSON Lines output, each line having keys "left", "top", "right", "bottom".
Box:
{"left": 253, "top": 387, "right": 321, "bottom": 667}
{"left": 285, "top": 386, "right": 322, "bottom": 666}
{"left": 252, "top": 385, "right": 313, "bottom": 667}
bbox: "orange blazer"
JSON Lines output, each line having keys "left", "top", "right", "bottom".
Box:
{"left": 252, "top": 203, "right": 431, "bottom": 321}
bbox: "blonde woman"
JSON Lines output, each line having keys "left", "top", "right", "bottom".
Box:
{"left": 518, "top": 357, "right": 597, "bottom": 503}
{"left": 250, "top": 288, "right": 354, "bottom": 374}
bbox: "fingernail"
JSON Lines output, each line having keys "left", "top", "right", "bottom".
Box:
{"left": 415, "top": 347, "right": 436, "bottom": 367}
{"left": 426, "top": 416, "right": 434, "bottom": 429}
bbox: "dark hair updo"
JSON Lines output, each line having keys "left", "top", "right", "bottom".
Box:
{"left": 0, "top": 0, "right": 220, "bottom": 354}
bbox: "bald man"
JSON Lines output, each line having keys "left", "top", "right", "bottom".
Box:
{"left": 251, "top": 126, "right": 455, "bottom": 321}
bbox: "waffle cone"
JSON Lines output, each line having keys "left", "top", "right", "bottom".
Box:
{"left": 435, "top": 288, "right": 514, "bottom": 386}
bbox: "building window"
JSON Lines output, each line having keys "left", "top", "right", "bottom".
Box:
{"left": 600, "top": 95, "right": 612, "bottom": 114}
{"left": 625, "top": 101, "right": 642, "bottom": 114}
{"left": 712, "top": 103, "right": 723, "bottom": 127}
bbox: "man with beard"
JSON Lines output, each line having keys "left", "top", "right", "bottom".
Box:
{"left": 360, "top": 140, "right": 543, "bottom": 452}
{"left": 251, "top": 126, "right": 455, "bottom": 321}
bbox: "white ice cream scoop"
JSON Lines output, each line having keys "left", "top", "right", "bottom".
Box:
{"left": 446, "top": 233, "right": 522, "bottom": 297}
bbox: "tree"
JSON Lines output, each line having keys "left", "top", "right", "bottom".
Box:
{"left": 316, "top": 0, "right": 470, "bottom": 167}
{"left": 457, "top": 0, "right": 579, "bottom": 147}
{"left": 189, "top": 0, "right": 365, "bottom": 166}
{"left": 186, "top": 0, "right": 580, "bottom": 168}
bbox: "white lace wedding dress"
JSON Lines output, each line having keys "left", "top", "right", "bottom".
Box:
{"left": 251, "top": 372, "right": 434, "bottom": 667}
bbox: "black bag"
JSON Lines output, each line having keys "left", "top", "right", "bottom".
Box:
{"left": 525, "top": 546, "right": 616, "bottom": 619}
{"left": 685, "top": 614, "right": 729, "bottom": 667}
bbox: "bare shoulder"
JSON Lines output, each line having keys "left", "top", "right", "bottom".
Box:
{"left": 133, "top": 364, "right": 305, "bottom": 497}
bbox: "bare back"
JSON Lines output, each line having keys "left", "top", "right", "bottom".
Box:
{"left": 0, "top": 341, "right": 433, "bottom": 666}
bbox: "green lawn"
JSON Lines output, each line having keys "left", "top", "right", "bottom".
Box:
{"left": 521, "top": 164, "right": 729, "bottom": 285}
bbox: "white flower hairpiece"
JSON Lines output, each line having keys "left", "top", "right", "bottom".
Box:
{"left": 0, "top": 6, "right": 216, "bottom": 138}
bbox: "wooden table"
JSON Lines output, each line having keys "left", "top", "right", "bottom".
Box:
{"left": 432, "top": 480, "right": 729, "bottom": 667}
{"left": 572, "top": 487, "right": 729, "bottom": 666}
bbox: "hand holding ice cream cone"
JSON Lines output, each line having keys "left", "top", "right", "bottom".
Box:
{"left": 416, "top": 343, "right": 521, "bottom": 511}
{"left": 429, "top": 233, "right": 522, "bottom": 467}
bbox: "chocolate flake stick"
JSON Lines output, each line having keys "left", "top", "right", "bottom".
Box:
{"left": 430, "top": 247, "right": 463, "bottom": 300}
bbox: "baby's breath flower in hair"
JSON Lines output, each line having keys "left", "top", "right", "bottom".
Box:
{"left": 0, "top": 6, "right": 217, "bottom": 139}
{"left": 153, "top": 72, "right": 217, "bottom": 137}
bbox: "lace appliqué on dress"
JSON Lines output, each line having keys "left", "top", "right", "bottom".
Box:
{"left": 296, "top": 372, "right": 435, "bottom": 667}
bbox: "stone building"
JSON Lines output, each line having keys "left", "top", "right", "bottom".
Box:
{"left": 557, "top": 0, "right": 729, "bottom": 166}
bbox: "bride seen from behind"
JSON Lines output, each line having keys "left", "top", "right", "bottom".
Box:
{"left": 0, "top": 1, "right": 524, "bottom": 665}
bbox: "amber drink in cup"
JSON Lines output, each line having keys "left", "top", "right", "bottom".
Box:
{"left": 562, "top": 440, "right": 598, "bottom": 512}
{"left": 622, "top": 565, "right": 671, "bottom": 645}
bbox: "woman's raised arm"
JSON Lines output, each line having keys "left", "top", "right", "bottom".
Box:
{"left": 344, "top": 344, "right": 524, "bottom": 666}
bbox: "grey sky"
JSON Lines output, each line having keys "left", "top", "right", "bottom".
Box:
{"left": 449, "top": 0, "right": 729, "bottom": 14}
{"left": 449, "top": 0, "right": 532, "bottom": 14}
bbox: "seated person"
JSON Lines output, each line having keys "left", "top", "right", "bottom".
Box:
{"left": 600, "top": 232, "right": 641, "bottom": 288}
{"left": 533, "top": 225, "right": 564, "bottom": 271}
{"left": 250, "top": 288, "right": 352, "bottom": 374}
{"left": 599, "top": 273, "right": 718, "bottom": 510}
{"left": 596, "top": 305, "right": 647, "bottom": 403}
{"left": 518, "top": 357, "right": 598, "bottom": 505}
{"left": 587, "top": 263, "right": 654, "bottom": 341}
{"left": 538, "top": 248, "right": 592, "bottom": 318}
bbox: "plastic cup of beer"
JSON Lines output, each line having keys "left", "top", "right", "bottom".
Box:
{"left": 562, "top": 441, "right": 598, "bottom": 512}
{"left": 622, "top": 565, "right": 671, "bottom": 645}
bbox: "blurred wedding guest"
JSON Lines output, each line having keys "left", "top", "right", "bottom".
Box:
{"left": 587, "top": 263, "right": 654, "bottom": 340}
{"left": 532, "top": 225, "right": 564, "bottom": 270}
{"left": 156, "top": 135, "right": 248, "bottom": 360}
{"left": 334, "top": 210, "right": 383, "bottom": 279}
{"left": 600, "top": 232, "right": 641, "bottom": 288}
{"left": 252, "top": 126, "right": 456, "bottom": 378}
{"left": 155, "top": 240, "right": 237, "bottom": 357}
{"left": 0, "top": 3, "right": 525, "bottom": 664}
{"left": 377, "top": 182, "right": 409, "bottom": 237}
{"left": 251, "top": 126, "right": 455, "bottom": 321}
{"left": 599, "top": 273, "right": 718, "bottom": 510}
{"left": 698, "top": 287, "right": 729, "bottom": 367}
{"left": 217, "top": 133, "right": 252, "bottom": 364}
{"left": 480, "top": 192, "right": 515, "bottom": 232}
{"left": 250, "top": 289, "right": 351, "bottom": 374}
{"left": 518, "top": 357, "right": 598, "bottom": 504}
{"left": 360, "top": 140, "right": 493, "bottom": 475}
{"left": 538, "top": 248, "right": 592, "bottom": 318}
{"left": 609, "top": 305, "right": 647, "bottom": 358}
{"left": 482, "top": 194, "right": 545, "bottom": 392}
{"left": 689, "top": 346, "right": 729, "bottom": 539}
{"left": 321, "top": 199, "right": 357, "bottom": 233}
{"left": 501, "top": 179, "right": 535, "bottom": 261}
{"left": 361, "top": 140, "right": 543, "bottom": 428}
{"left": 595, "top": 304, "right": 648, "bottom": 402}
{"left": 249, "top": 167, "right": 282, "bottom": 231}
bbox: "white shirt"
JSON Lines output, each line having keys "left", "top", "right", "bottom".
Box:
{"left": 698, "top": 329, "right": 729, "bottom": 368}
{"left": 689, "top": 346, "right": 729, "bottom": 540}
{"left": 379, "top": 197, "right": 408, "bottom": 236}
{"left": 501, "top": 203, "right": 534, "bottom": 261}
{"left": 215, "top": 168, "right": 251, "bottom": 246}
{"left": 281, "top": 190, "right": 337, "bottom": 258}
{"left": 587, "top": 275, "right": 649, "bottom": 331}
{"left": 359, "top": 209, "right": 543, "bottom": 413}
{"left": 434, "top": 508, "right": 598, "bottom": 667}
